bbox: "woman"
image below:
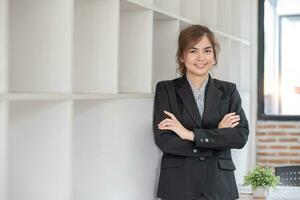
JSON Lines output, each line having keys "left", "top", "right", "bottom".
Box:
{"left": 153, "top": 25, "right": 249, "bottom": 200}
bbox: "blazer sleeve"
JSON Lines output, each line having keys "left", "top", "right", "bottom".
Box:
{"left": 193, "top": 84, "right": 249, "bottom": 150}
{"left": 153, "top": 81, "right": 211, "bottom": 157}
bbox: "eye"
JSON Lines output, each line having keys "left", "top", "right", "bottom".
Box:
{"left": 205, "top": 49, "right": 212, "bottom": 53}
{"left": 189, "top": 49, "right": 197, "bottom": 53}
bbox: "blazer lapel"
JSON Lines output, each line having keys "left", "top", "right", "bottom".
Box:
{"left": 176, "top": 75, "right": 202, "bottom": 127}
{"left": 202, "top": 75, "right": 222, "bottom": 125}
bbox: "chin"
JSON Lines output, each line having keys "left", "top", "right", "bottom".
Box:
{"left": 190, "top": 70, "right": 209, "bottom": 77}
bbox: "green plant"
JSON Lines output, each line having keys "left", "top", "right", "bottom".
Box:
{"left": 243, "top": 166, "right": 280, "bottom": 190}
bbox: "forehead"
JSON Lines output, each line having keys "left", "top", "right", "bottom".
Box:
{"left": 189, "top": 35, "right": 212, "bottom": 49}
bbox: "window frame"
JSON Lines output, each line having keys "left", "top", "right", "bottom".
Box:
{"left": 257, "top": 0, "right": 300, "bottom": 120}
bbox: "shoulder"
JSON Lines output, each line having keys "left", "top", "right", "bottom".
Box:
{"left": 211, "top": 77, "right": 237, "bottom": 94}
{"left": 155, "top": 79, "right": 176, "bottom": 90}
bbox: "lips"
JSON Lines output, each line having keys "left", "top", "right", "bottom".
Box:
{"left": 194, "top": 63, "right": 206, "bottom": 69}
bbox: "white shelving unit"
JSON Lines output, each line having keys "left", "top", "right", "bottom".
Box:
{"left": 217, "top": 0, "right": 231, "bottom": 34}
{"left": 7, "top": 101, "right": 72, "bottom": 200}
{"left": 0, "top": 102, "right": 7, "bottom": 200}
{"left": 119, "top": 1, "right": 153, "bottom": 93}
{"left": 153, "top": 14, "right": 179, "bottom": 91}
{"left": 180, "top": 0, "right": 200, "bottom": 23}
{"left": 154, "top": 0, "right": 180, "bottom": 16}
{"left": 8, "top": 0, "right": 73, "bottom": 93}
{"left": 73, "top": 99, "right": 159, "bottom": 200}
{"left": 0, "top": 0, "right": 7, "bottom": 94}
{"left": 0, "top": 0, "right": 253, "bottom": 199}
{"left": 74, "top": 0, "right": 119, "bottom": 93}
{"left": 200, "top": 0, "right": 217, "bottom": 29}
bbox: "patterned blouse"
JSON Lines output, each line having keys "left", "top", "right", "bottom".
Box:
{"left": 187, "top": 76, "right": 208, "bottom": 118}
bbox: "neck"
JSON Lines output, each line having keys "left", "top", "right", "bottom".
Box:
{"left": 186, "top": 72, "right": 209, "bottom": 89}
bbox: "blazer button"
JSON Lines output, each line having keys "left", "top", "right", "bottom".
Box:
{"left": 200, "top": 139, "right": 203, "bottom": 142}
{"left": 199, "top": 157, "right": 205, "bottom": 161}
{"left": 193, "top": 149, "right": 198, "bottom": 153}
{"left": 205, "top": 138, "right": 209, "bottom": 142}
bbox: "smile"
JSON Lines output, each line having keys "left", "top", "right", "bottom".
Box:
{"left": 194, "top": 64, "right": 206, "bottom": 69}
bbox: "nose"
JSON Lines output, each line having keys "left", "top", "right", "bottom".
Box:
{"left": 196, "top": 51, "right": 204, "bottom": 60}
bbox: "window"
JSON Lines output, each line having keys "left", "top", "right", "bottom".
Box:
{"left": 258, "top": 0, "right": 300, "bottom": 120}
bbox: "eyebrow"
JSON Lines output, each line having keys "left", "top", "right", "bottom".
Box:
{"left": 188, "top": 46, "right": 213, "bottom": 50}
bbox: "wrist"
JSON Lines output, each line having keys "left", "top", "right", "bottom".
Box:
{"left": 183, "top": 130, "right": 194, "bottom": 141}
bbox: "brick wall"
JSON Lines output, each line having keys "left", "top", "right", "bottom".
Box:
{"left": 256, "top": 121, "right": 300, "bottom": 167}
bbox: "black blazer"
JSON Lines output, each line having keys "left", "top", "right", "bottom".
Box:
{"left": 153, "top": 74, "right": 249, "bottom": 200}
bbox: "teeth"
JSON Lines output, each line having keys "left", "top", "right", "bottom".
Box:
{"left": 194, "top": 64, "right": 205, "bottom": 67}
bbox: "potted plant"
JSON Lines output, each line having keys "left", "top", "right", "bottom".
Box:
{"left": 243, "top": 166, "right": 280, "bottom": 197}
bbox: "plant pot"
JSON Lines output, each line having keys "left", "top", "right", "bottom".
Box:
{"left": 251, "top": 186, "right": 268, "bottom": 197}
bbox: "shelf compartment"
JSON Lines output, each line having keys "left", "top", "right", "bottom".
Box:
{"left": 217, "top": 0, "right": 231, "bottom": 34}
{"left": 240, "top": 44, "right": 251, "bottom": 91}
{"left": 120, "top": 0, "right": 153, "bottom": 10}
{"left": 73, "top": 99, "right": 160, "bottom": 199}
{"left": 0, "top": 102, "right": 7, "bottom": 200}
{"left": 229, "top": 40, "right": 242, "bottom": 85}
{"left": 74, "top": 0, "right": 119, "bottom": 93}
{"left": 241, "top": 0, "right": 252, "bottom": 42}
{"left": 7, "top": 101, "right": 72, "bottom": 200}
{"left": 200, "top": 0, "right": 218, "bottom": 28}
{"left": 179, "top": 0, "right": 200, "bottom": 22}
{"left": 231, "top": 0, "right": 242, "bottom": 37}
{"left": 8, "top": 0, "right": 72, "bottom": 93}
{"left": 213, "top": 36, "right": 230, "bottom": 82}
{"left": 153, "top": 17, "right": 179, "bottom": 91}
{"left": 154, "top": 0, "right": 180, "bottom": 16}
{"left": 0, "top": 0, "right": 7, "bottom": 93}
{"left": 119, "top": 7, "right": 153, "bottom": 93}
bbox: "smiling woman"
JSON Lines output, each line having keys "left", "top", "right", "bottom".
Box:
{"left": 153, "top": 25, "right": 249, "bottom": 200}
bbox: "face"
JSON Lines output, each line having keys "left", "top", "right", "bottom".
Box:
{"left": 182, "top": 35, "right": 215, "bottom": 78}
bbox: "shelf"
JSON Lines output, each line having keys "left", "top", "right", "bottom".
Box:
{"left": 217, "top": 0, "right": 231, "bottom": 34}
{"left": 0, "top": 93, "right": 154, "bottom": 101}
{"left": 119, "top": 7, "right": 153, "bottom": 93}
{"left": 0, "top": 0, "right": 7, "bottom": 93}
{"left": 8, "top": 0, "right": 72, "bottom": 93}
{"left": 230, "top": 40, "right": 242, "bottom": 85}
{"left": 0, "top": 1, "right": 255, "bottom": 199}
{"left": 153, "top": 6, "right": 178, "bottom": 20}
{"left": 179, "top": 0, "right": 200, "bottom": 22}
{"left": 213, "top": 29, "right": 251, "bottom": 46}
{"left": 240, "top": 44, "right": 252, "bottom": 91}
{"left": 213, "top": 36, "right": 231, "bottom": 82}
{"left": 73, "top": 0, "right": 119, "bottom": 93}
{"left": 153, "top": 18, "right": 179, "bottom": 92}
{"left": 120, "top": 0, "right": 153, "bottom": 11}
{"left": 73, "top": 99, "right": 160, "bottom": 199}
{"left": 241, "top": 0, "right": 252, "bottom": 42}
{"left": 154, "top": 0, "right": 179, "bottom": 16}
{"left": 200, "top": 0, "right": 218, "bottom": 29}
{"left": 0, "top": 102, "right": 7, "bottom": 200}
{"left": 231, "top": 0, "right": 242, "bottom": 37}
{"left": 7, "top": 101, "right": 72, "bottom": 200}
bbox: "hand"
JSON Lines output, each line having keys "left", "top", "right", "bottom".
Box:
{"left": 218, "top": 112, "right": 240, "bottom": 128}
{"left": 158, "top": 111, "right": 194, "bottom": 141}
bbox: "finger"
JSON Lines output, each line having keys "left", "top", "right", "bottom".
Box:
{"left": 158, "top": 121, "right": 174, "bottom": 128}
{"left": 222, "top": 112, "right": 236, "bottom": 121}
{"left": 230, "top": 119, "right": 240, "bottom": 124}
{"left": 228, "top": 115, "right": 240, "bottom": 122}
{"left": 164, "top": 110, "right": 176, "bottom": 120}
{"left": 224, "top": 112, "right": 236, "bottom": 118}
{"left": 158, "top": 118, "right": 172, "bottom": 126}
{"left": 231, "top": 122, "right": 239, "bottom": 128}
{"left": 225, "top": 115, "right": 240, "bottom": 123}
{"left": 158, "top": 125, "right": 173, "bottom": 131}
